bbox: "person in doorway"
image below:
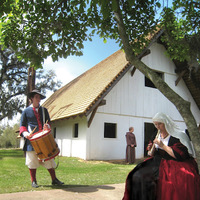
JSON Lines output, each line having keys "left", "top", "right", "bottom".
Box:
{"left": 123, "top": 112, "right": 200, "bottom": 200}
{"left": 125, "top": 127, "right": 137, "bottom": 164}
{"left": 20, "top": 89, "right": 64, "bottom": 188}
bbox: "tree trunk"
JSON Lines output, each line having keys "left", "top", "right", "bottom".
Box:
{"left": 114, "top": 6, "right": 200, "bottom": 169}
{"left": 26, "top": 67, "right": 36, "bottom": 107}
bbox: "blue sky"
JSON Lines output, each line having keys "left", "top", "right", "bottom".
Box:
{"left": 43, "top": 34, "right": 120, "bottom": 91}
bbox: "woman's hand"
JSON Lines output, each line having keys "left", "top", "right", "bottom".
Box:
{"left": 147, "top": 142, "right": 153, "bottom": 151}
{"left": 154, "top": 138, "right": 176, "bottom": 159}
{"left": 153, "top": 138, "right": 164, "bottom": 148}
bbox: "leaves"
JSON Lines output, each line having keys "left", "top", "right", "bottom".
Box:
{"left": 0, "top": 0, "right": 89, "bottom": 69}
{"left": 0, "top": 0, "right": 199, "bottom": 71}
{"left": 0, "top": 0, "right": 199, "bottom": 75}
{"left": 161, "top": 4, "right": 200, "bottom": 71}
{"left": 0, "top": 46, "right": 62, "bottom": 121}
{"left": 0, "top": 124, "right": 20, "bottom": 148}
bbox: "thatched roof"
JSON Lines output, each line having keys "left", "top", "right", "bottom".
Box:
{"left": 42, "top": 50, "right": 131, "bottom": 121}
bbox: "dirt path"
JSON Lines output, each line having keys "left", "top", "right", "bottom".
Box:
{"left": 0, "top": 183, "right": 125, "bottom": 200}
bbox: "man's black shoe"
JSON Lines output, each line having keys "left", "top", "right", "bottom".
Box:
{"left": 52, "top": 178, "right": 64, "bottom": 185}
{"left": 32, "top": 181, "right": 39, "bottom": 188}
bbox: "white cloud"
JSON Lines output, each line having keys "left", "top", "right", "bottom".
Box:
{"left": 44, "top": 57, "right": 80, "bottom": 86}
{"left": 42, "top": 56, "right": 91, "bottom": 101}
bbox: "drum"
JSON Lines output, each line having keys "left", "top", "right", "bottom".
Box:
{"left": 29, "top": 129, "right": 60, "bottom": 162}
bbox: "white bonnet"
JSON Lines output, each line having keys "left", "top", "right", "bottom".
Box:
{"left": 152, "top": 112, "right": 196, "bottom": 157}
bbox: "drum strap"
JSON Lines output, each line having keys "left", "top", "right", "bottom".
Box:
{"left": 42, "top": 107, "right": 45, "bottom": 125}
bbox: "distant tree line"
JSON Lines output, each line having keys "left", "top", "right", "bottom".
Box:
{"left": 0, "top": 46, "right": 62, "bottom": 121}
{"left": 0, "top": 123, "right": 20, "bottom": 148}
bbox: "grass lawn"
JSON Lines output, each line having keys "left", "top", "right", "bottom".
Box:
{"left": 0, "top": 149, "right": 142, "bottom": 194}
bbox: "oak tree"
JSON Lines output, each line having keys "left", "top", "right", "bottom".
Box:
{"left": 0, "top": 46, "right": 62, "bottom": 121}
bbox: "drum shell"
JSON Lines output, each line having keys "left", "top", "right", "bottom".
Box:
{"left": 30, "top": 130, "right": 60, "bottom": 162}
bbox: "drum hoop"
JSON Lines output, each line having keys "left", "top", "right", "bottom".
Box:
{"left": 29, "top": 129, "right": 51, "bottom": 141}
{"left": 38, "top": 149, "right": 60, "bottom": 162}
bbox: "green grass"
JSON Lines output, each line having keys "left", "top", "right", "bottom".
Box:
{"left": 0, "top": 149, "right": 141, "bottom": 194}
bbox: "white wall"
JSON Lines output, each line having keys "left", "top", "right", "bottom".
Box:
{"left": 89, "top": 42, "right": 200, "bottom": 160}
{"left": 98, "top": 42, "right": 200, "bottom": 122}
{"left": 52, "top": 117, "right": 88, "bottom": 160}
{"left": 88, "top": 113, "right": 148, "bottom": 160}
{"left": 142, "top": 43, "right": 200, "bottom": 121}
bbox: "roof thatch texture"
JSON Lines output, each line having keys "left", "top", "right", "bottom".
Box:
{"left": 43, "top": 50, "right": 129, "bottom": 121}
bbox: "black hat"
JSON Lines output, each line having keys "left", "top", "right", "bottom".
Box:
{"left": 27, "top": 89, "right": 46, "bottom": 100}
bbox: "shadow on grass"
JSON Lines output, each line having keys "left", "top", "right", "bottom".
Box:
{"left": 0, "top": 149, "right": 24, "bottom": 158}
{"left": 103, "top": 158, "right": 145, "bottom": 165}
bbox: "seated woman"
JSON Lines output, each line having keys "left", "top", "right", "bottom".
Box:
{"left": 122, "top": 112, "right": 200, "bottom": 200}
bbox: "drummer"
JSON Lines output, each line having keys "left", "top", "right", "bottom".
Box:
{"left": 20, "top": 89, "right": 64, "bottom": 188}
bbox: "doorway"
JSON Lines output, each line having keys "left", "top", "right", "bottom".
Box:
{"left": 144, "top": 123, "right": 157, "bottom": 156}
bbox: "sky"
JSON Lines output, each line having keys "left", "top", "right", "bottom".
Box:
{"left": 43, "top": 35, "right": 120, "bottom": 99}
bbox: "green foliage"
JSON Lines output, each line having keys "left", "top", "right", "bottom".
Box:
{"left": 172, "top": 0, "right": 200, "bottom": 30}
{"left": 0, "top": 47, "right": 28, "bottom": 120}
{"left": 0, "top": 0, "right": 15, "bottom": 17}
{"left": 0, "top": 46, "right": 62, "bottom": 121}
{"left": 161, "top": 1, "right": 200, "bottom": 70}
{"left": 0, "top": 0, "right": 199, "bottom": 119}
{"left": 0, "top": 149, "right": 137, "bottom": 194}
{"left": 0, "top": 0, "right": 90, "bottom": 68}
{"left": 0, "top": 0, "right": 162, "bottom": 68}
{"left": 161, "top": 8, "right": 190, "bottom": 62}
{"left": 0, "top": 0, "right": 199, "bottom": 70}
{"left": 88, "top": 0, "right": 160, "bottom": 53}
{"left": 0, "top": 124, "right": 20, "bottom": 148}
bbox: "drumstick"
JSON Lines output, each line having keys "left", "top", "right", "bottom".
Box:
{"left": 29, "top": 126, "right": 37, "bottom": 136}
{"left": 43, "top": 120, "right": 49, "bottom": 132}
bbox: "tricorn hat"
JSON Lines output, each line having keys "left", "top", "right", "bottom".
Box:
{"left": 27, "top": 89, "right": 46, "bottom": 100}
